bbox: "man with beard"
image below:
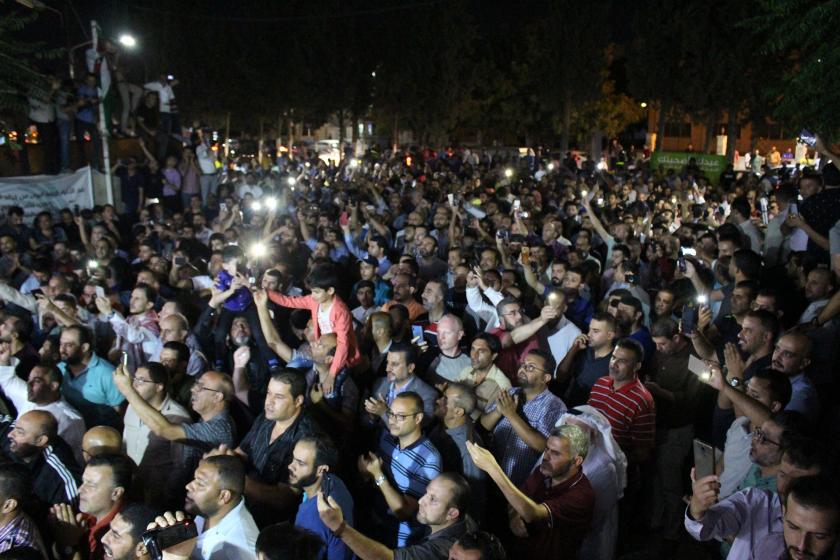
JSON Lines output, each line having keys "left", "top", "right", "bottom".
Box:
{"left": 0, "top": 348, "right": 84, "bottom": 456}
{"left": 217, "top": 370, "right": 322, "bottom": 525}
{"left": 557, "top": 312, "right": 618, "bottom": 407}
{"left": 112, "top": 366, "right": 235, "bottom": 473}
{"left": 158, "top": 341, "right": 194, "bottom": 411}
{"left": 687, "top": 437, "right": 828, "bottom": 559}
{"left": 615, "top": 295, "right": 654, "bottom": 373}
{"left": 770, "top": 332, "right": 820, "bottom": 423}
{"left": 318, "top": 472, "right": 475, "bottom": 560}
{"left": 288, "top": 436, "right": 354, "bottom": 560}
{"left": 50, "top": 453, "right": 134, "bottom": 560}
{"left": 561, "top": 267, "right": 594, "bottom": 331}
{"left": 380, "top": 274, "right": 425, "bottom": 322}
{"left": 418, "top": 279, "right": 448, "bottom": 347}
{"left": 772, "top": 476, "right": 839, "bottom": 560}
{"left": 100, "top": 504, "right": 159, "bottom": 560}
{"left": 0, "top": 410, "right": 80, "bottom": 506}
{"left": 416, "top": 237, "right": 448, "bottom": 282}
{"left": 95, "top": 284, "right": 161, "bottom": 370}
{"left": 488, "top": 298, "right": 538, "bottom": 383}
{"left": 481, "top": 349, "right": 567, "bottom": 487}
{"left": 149, "top": 455, "right": 259, "bottom": 560}
{"left": 121, "top": 362, "right": 190, "bottom": 510}
{"left": 466, "top": 425, "right": 594, "bottom": 560}
{"left": 456, "top": 334, "right": 510, "bottom": 417}
{"left": 57, "top": 325, "right": 124, "bottom": 429}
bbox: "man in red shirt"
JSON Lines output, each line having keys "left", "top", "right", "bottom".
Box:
{"left": 466, "top": 425, "right": 594, "bottom": 560}
{"left": 587, "top": 337, "right": 656, "bottom": 464}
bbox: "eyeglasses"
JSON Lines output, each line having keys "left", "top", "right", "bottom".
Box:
{"left": 518, "top": 363, "right": 546, "bottom": 374}
{"left": 752, "top": 428, "right": 781, "bottom": 447}
{"left": 386, "top": 410, "right": 420, "bottom": 422}
{"left": 132, "top": 377, "right": 156, "bottom": 385}
{"left": 192, "top": 384, "right": 223, "bottom": 394}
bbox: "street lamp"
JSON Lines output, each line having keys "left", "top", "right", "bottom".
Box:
{"left": 118, "top": 34, "right": 137, "bottom": 48}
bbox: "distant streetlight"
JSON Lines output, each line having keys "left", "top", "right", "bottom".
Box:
{"left": 118, "top": 34, "right": 137, "bottom": 48}
{"left": 640, "top": 102, "right": 648, "bottom": 108}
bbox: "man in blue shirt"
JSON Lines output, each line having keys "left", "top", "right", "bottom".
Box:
{"left": 57, "top": 325, "right": 123, "bottom": 428}
{"left": 289, "top": 436, "right": 354, "bottom": 560}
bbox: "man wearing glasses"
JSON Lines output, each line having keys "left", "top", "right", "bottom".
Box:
{"left": 112, "top": 366, "right": 236, "bottom": 475}
{"left": 120, "top": 361, "right": 190, "bottom": 510}
{"left": 480, "top": 349, "right": 567, "bottom": 486}
{"left": 359, "top": 392, "right": 442, "bottom": 548}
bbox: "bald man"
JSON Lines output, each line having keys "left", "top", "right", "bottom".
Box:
{"left": 152, "top": 313, "right": 208, "bottom": 376}
{"left": 82, "top": 425, "right": 123, "bottom": 463}
{"left": 0, "top": 410, "right": 81, "bottom": 505}
{"left": 771, "top": 332, "right": 820, "bottom": 422}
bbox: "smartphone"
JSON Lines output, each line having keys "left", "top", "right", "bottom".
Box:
{"left": 677, "top": 253, "right": 687, "bottom": 273}
{"left": 142, "top": 521, "right": 198, "bottom": 560}
{"left": 625, "top": 271, "right": 636, "bottom": 285}
{"left": 789, "top": 202, "right": 798, "bottom": 216}
{"left": 30, "top": 288, "right": 44, "bottom": 297}
{"left": 321, "top": 474, "right": 333, "bottom": 500}
{"left": 220, "top": 202, "right": 228, "bottom": 213}
{"left": 411, "top": 325, "right": 424, "bottom": 342}
{"left": 682, "top": 303, "right": 698, "bottom": 335}
{"left": 94, "top": 285, "right": 106, "bottom": 299}
{"left": 799, "top": 129, "right": 816, "bottom": 147}
{"left": 688, "top": 355, "right": 711, "bottom": 383}
{"left": 448, "top": 193, "right": 455, "bottom": 207}
{"left": 693, "top": 439, "right": 716, "bottom": 480}
{"left": 513, "top": 199, "right": 521, "bottom": 211}
{"left": 167, "top": 74, "right": 175, "bottom": 81}
{"left": 121, "top": 351, "right": 129, "bottom": 369}
{"left": 174, "top": 256, "right": 187, "bottom": 267}
{"left": 521, "top": 246, "right": 531, "bottom": 265}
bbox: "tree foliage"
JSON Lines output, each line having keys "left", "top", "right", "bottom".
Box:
{"left": 0, "top": 11, "right": 63, "bottom": 114}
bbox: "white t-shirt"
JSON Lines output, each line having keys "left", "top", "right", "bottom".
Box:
{"left": 546, "top": 315, "right": 582, "bottom": 369}
{"left": 318, "top": 304, "right": 334, "bottom": 334}
{"left": 143, "top": 81, "right": 176, "bottom": 113}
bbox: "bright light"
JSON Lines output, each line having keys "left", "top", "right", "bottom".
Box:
{"left": 581, "top": 190, "right": 588, "bottom": 197}
{"left": 251, "top": 201, "right": 262, "bottom": 211}
{"left": 640, "top": 102, "right": 648, "bottom": 108}
{"left": 287, "top": 177, "right": 296, "bottom": 186}
{"left": 696, "top": 294, "right": 708, "bottom": 305}
{"left": 349, "top": 159, "right": 360, "bottom": 168}
{"left": 547, "top": 163, "right": 555, "bottom": 171}
{"left": 371, "top": 71, "right": 377, "bottom": 78}
{"left": 118, "top": 34, "right": 137, "bottom": 48}
{"left": 249, "top": 242, "right": 267, "bottom": 258}
{"left": 596, "top": 161, "right": 607, "bottom": 171}
{"left": 671, "top": 196, "right": 678, "bottom": 204}
{"left": 265, "top": 197, "right": 277, "bottom": 210}
{"left": 504, "top": 168, "right": 513, "bottom": 178}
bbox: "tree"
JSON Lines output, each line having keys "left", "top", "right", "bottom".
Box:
{"left": 750, "top": 0, "right": 840, "bottom": 141}
{"left": 0, "top": 11, "right": 62, "bottom": 113}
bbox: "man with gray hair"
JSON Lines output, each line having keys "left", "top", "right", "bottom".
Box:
{"left": 466, "top": 424, "right": 595, "bottom": 559}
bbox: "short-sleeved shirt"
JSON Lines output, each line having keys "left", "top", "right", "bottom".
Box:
{"left": 519, "top": 470, "right": 595, "bottom": 560}
{"left": 181, "top": 410, "right": 236, "bottom": 468}
{"left": 588, "top": 376, "right": 655, "bottom": 455}
{"left": 456, "top": 365, "right": 511, "bottom": 417}
{"left": 378, "top": 433, "right": 442, "bottom": 547}
{"left": 491, "top": 388, "right": 567, "bottom": 486}
{"left": 58, "top": 353, "right": 124, "bottom": 427}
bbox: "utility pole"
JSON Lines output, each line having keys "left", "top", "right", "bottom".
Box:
{"left": 91, "top": 20, "right": 113, "bottom": 204}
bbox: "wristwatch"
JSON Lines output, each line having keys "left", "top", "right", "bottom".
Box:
{"left": 374, "top": 474, "right": 387, "bottom": 487}
{"left": 728, "top": 377, "right": 743, "bottom": 389}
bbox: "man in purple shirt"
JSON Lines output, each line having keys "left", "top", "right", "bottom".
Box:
{"left": 685, "top": 436, "right": 827, "bottom": 559}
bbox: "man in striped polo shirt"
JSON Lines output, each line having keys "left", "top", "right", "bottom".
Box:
{"left": 359, "top": 391, "right": 442, "bottom": 548}
{"left": 587, "top": 337, "right": 656, "bottom": 463}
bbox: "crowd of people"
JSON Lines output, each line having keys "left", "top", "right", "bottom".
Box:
{"left": 0, "top": 129, "right": 838, "bottom": 560}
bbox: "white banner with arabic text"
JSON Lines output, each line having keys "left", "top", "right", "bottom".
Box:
{"left": 0, "top": 167, "right": 94, "bottom": 217}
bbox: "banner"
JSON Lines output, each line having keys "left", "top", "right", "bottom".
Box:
{"left": 650, "top": 151, "right": 727, "bottom": 185}
{"left": 0, "top": 167, "right": 94, "bottom": 217}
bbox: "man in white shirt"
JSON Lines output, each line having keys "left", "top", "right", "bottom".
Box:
{"left": 122, "top": 362, "right": 190, "bottom": 510}
{"left": 798, "top": 268, "right": 833, "bottom": 324}
{"left": 0, "top": 349, "right": 84, "bottom": 463}
{"left": 150, "top": 455, "right": 259, "bottom": 560}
